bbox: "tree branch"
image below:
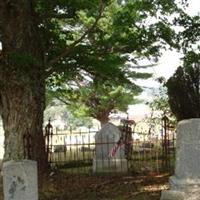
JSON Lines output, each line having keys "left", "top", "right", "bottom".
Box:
{"left": 46, "top": 0, "right": 104, "bottom": 75}
{"left": 41, "top": 13, "right": 76, "bottom": 20}
{"left": 55, "top": 96, "right": 71, "bottom": 106}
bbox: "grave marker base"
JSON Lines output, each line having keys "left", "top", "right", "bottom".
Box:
{"left": 93, "top": 158, "right": 128, "bottom": 173}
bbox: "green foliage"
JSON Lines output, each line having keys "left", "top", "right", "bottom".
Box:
{"left": 45, "top": 0, "right": 182, "bottom": 126}
{"left": 148, "top": 85, "right": 171, "bottom": 115}
{"left": 166, "top": 8, "right": 200, "bottom": 121}
{"left": 175, "top": 10, "right": 200, "bottom": 51}
{"left": 44, "top": 99, "right": 93, "bottom": 129}
{"left": 48, "top": 79, "right": 142, "bottom": 125}
{"left": 35, "top": 0, "right": 185, "bottom": 81}
{"left": 166, "top": 58, "right": 200, "bottom": 121}
{"left": 1, "top": 0, "right": 190, "bottom": 126}
{"left": 146, "top": 80, "right": 176, "bottom": 130}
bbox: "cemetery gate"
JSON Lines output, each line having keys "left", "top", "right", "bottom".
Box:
{"left": 44, "top": 118, "right": 176, "bottom": 176}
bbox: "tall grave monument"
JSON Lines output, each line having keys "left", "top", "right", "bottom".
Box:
{"left": 93, "top": 122, "right": 128, "bottom": 173}
{"left": 161, "top": 119, "right": 200, "bottom": 200}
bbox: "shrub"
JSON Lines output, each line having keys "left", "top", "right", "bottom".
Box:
{"left": 166, "top": 64, "right": 200, "bottom": 121}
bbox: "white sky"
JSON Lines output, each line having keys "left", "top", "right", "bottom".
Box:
{"left": 186, "top": 0, "right": 200, "bottom": 15}
{"left": 129, "top": 50, "right": 182, "bottom": 119}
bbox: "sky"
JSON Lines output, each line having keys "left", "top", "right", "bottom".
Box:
{"left": 127, "top": 50, "right": 181, "bottom": 120}
{"left": 128, "top": 0, "right": 200, "bottom": 120}
{"left": 186, "top": 0, "right": 200, "bottom": 15}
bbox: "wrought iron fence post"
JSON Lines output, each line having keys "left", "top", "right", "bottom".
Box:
{"left": 121, "top": 119, "right": 136, "bottom": 161}
{"left": 162, "top": 115, "right": 169, "bottom": 169}
{"left": 45, "top": 118, "right": 53, "bottom": 163}
{"left": 23, "top": 131, "right": 32, "bottom": 159}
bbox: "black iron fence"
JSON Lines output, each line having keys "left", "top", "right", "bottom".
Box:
{"left": 45, "top": 119, "right": 176, "bottom": 175}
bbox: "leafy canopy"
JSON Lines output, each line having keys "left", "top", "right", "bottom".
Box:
{"left": 37, "top": 0, "right": 182, "bottom": 81}
{"left": 45, "top": 0, "right": 185, "bottom": 125}
{"left": 48, "top": 79, "right": 142, "bottom": 124}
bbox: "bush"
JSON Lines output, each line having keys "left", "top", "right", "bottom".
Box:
{"left": 166, "top": 63, "right": 200, "bottom": 121}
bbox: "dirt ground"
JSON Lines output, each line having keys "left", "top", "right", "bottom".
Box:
{"left": 39, "top": 172, "right": 170, "bottom": 200}
{"left": 0, "top": 171, "right": 170, "bottom": 200}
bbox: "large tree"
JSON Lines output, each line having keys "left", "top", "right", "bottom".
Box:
{"left": 49, "top": 79, "right": 143, "bottom": 127}
{"left": 47, "top": 60, "right": 152, "bottom": 127}
{"left": 0, "top": 0, "right": 183, "bottom": 172}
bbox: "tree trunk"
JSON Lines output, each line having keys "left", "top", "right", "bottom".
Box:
{"left": 98, "top": 115, "right": 110, "bottom": 128}
{"left": 0, "top": 77, "right": 47, "bottom": 172}
{"left": 0, "top": 0, "right": 48, "bottom": 174}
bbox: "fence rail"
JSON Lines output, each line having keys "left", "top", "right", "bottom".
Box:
{"left": 45, "top": 126, "right": 176, "bottom": 175}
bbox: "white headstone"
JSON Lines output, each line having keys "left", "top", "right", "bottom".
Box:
{"left": 161, "top": 118, "right": 200, "bottom": 200}
{"left": 93, "top": 123, "right": 127, "bottom": 173}
{"left": 3, "top": 160, "right": 38, "bottom": 200}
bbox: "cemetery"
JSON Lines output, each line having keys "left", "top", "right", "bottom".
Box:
{"left": 0, "top": 0, "right": 199, "bottom": 199}
{"left": 0, "top": 117, "right": 176, "bottom": 199}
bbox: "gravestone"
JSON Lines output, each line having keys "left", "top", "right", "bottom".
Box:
{"left": 93, "top": 122, "right": 128, "bottom": 173}
{"left": 3, "top": 160, "right": 38, "bottom": 200}
{"left": 161, "top": 118, "right": 200, "bottom": 200}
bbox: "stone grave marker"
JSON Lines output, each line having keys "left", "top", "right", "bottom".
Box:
{"left": 3, "top": 159, "right": 38, "bottom": 200}
{"left": 161, "top": 118, "right": 200, "bottom": 200}
{"left": 93, "top": 122, "right": 128, "bottom": 173}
